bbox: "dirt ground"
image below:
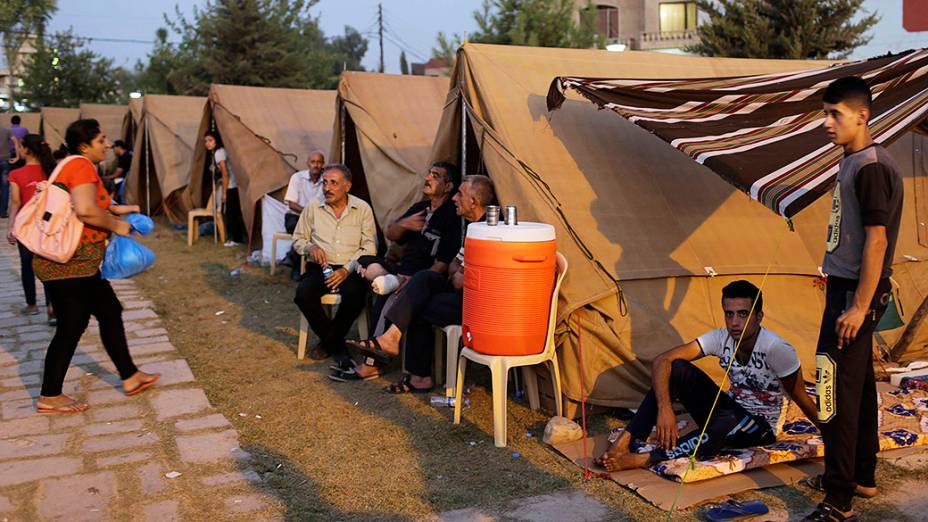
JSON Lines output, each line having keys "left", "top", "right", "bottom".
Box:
{"left": 133, "top": 222, "right": 926, "bottom": 521}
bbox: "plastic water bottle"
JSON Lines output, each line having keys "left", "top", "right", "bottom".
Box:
{"left": 430, "top": 395, "right": 455, "bottom": 407}
{"left": 322, "top": 264, "right": 338, "bottom": 293}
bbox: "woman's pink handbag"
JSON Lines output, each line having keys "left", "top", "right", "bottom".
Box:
{"left": 13, "top": 156, "right": 86, "bottom": 263}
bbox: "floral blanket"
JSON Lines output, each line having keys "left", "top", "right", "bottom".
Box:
{"left": 649, "top": 386, "right": 928, "bottom": 483}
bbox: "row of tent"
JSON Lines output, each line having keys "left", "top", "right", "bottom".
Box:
{"left": 15, "top": 43, "right": 928, "bottom": 414}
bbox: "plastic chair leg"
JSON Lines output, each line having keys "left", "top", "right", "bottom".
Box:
{"left": 217, "top": 215, "right": 226, "bottom": 244}
{"left": 549, "top": 354, "right": 563, "bottom": 417}
{"left": 453, "top": 354, "right": 467, "bottom": 425}
{"left": 491, "top": 361, "right": 509, "bottom": 447}
{"left": 297, "top": 315, "right": 309, "bottom": 360}
{"left": 187, "top": 216, "right": 195, "bottom": 246}
{"left": 270, "top": 239, "right": 278, "bottom": 275}
{"left": 444, "top": 327, "right": 462, "bottom": 398}
{"left": 522, "top": 366, "right": 540, "bottom": 411}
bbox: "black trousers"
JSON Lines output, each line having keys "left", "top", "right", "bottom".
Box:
{"left": 224, "top": 187, "right": 246, "bottom": 243}
{"left": 284, "top": 213, "right": 300, "bottom": 268}
{"left": 817, "top": 276, "right": 891, "bottom": 511}
{"left": 41, "top": 274, "right": 138, "bottom": 396}
{"left": 625, "top": 360, "right": 775, "bottom": 463}
{"left": 293, "top": 263, "right": 368, "bottom": 361}
{"left": 17, "top": 241, "right": 47, "bottom": 307}
{"left": 383, "top": 270, "right": 462, "bottom": 378}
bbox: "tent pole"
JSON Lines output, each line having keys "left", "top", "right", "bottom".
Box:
{"left": 460, "top": 96, "right": 467, "bottom": 175}
{"left": 144, "top": 115, "right": 151, "bottom": 216}
{"left": 340, "top": 103, "right": 346, "bottom": 162}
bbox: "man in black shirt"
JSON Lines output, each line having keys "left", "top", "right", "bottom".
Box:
{"left": 104, "top": 140, "right": 133, "bottom": 204}
{"left": 802, "top": 76, "right": 903, "bottom": 522}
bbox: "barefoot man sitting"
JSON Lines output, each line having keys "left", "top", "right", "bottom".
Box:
{"left": 598, "top": 280, "right": 819, "bottom": 472}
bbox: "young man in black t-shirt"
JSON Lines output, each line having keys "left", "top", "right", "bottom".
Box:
{"left": 802, "top": 77, "right": 903, "bottom": 522}
{"left": 104, "top": 140, "right": 133, "bottom": 204}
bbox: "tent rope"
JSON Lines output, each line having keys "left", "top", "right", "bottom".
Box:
{"left": 664, "top": 221, "right": 789, "bottom": 520}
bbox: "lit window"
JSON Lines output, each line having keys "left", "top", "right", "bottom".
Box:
{"left": 660, "top": 1, "right": 698, "bottom": 33}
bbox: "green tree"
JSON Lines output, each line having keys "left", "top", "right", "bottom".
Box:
{"left": 328, "top": 25, "right": 368, "bottom": 81}
{"left": 399, "top": 50, "right": 408, "bottom": 74}
{"left": 690, "top": 0, "right": 879, "bottom": 59}
{"left": 0, "top": 0, "right": 57, "bottom": 106}
{"left": 18, "top": 30, "right": 128, "bottom": 107}
{"left": 431, "top": 0, "right": 602, "bottom": 63}
{"left": 134, "top": 28, "right": 184, "bottom": 95}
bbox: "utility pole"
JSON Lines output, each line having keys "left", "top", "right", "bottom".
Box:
{"left": 378, "top": 3, "right": 384, "bottom": 73}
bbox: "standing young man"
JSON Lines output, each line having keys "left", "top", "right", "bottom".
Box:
{"left": 804, "top": 76, "right": 903, "bottom": 522}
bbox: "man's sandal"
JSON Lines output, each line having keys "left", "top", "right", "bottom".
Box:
{"left": 385, "top": 375, "right": 432, "bottom": 394}
{"left": 802, "top": 503, "right": 858, "bottom": 522}
{"left": 347, "top": 338, "right": 395, "bottom": 364}
{"left": 800, "top": 474, "right": 877, "bottom": 499}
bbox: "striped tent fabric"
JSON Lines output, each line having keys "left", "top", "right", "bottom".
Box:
{"left": 546, "top": 49, "right": 928, "bottom": 217}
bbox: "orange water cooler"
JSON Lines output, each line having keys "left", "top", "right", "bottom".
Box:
{"left": 462, "top": 214, "right": 556, "bottom": 356}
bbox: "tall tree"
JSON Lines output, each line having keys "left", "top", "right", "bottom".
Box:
{"left": 431, "top": 0, "right": 602, "bottom": 63}
{"left": 690, "top": 0, "right": 879, "bottom": 59}
{"left": 0, "top": 0, "right": 57, "bottom": 106}
{"left": 399, "top": 50, "right": 408, "bottom": 75}
{"left": 18, "top": 30, "right": 128, "bottom": 107}
{"left": 134, "top": 28, "right": 183, "bottom": 95}
{"left": 162, "top": 0, "right": 365, "bottom": 94}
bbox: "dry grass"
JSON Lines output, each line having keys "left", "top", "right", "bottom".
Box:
{"left": 134, "top": 223, "right": 925, "bottom": 521}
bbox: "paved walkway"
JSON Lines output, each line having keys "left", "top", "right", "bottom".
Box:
{"left": 0, "top": 229, "right": 278, "bottom": 521}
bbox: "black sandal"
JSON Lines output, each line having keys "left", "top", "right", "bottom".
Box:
{"left": 385, "top": 375, "right": 432, "bottom": 394}
{"left": 347, "top": 338, "right": 396, "bottom": 364}
{"left": 802, "top": 503, "right": 857, "bottom": 522}
{"left": 329, "top": 367, "right": 380, "bottom": 382}
{"left": 801, "top": 474, "right": 877, "bottom": 499}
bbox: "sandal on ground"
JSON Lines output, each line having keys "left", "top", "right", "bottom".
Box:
{"left": 125, "top": 373, "right": 161, "bottom": 396}
{"left": 801, "top": 474, "right": 877, "bottom": 499}
{"left": 328, "top": 367, "right": 380, "bottom": 382}
{"left": 37, "top": 399, "right": 89, "bottom": 414}
{"left": 385, "top": 375, "right": 432, "bottom": 394}
{"left": 20, "top": 306, "right": 40, "bottom": 316}
{"left": 703, "top": 500, "right": 769, "bottom": 522}
{"left": 802, "top": 503, "right": 857, "bottom": 522}
{"left": 347, "top": 338, "right": 395, "bottom": 364}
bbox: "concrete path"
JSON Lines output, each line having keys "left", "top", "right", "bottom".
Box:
{"left": 0, "top": 227, "right": 277, "bottom": 521}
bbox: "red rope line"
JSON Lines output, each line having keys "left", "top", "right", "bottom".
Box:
{"left": 576, "top": 313, "right": 592, "bottom": 480}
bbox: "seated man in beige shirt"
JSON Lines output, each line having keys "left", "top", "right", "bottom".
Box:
{"left": 292, "top": 164, "right": 376, "bottom": 362}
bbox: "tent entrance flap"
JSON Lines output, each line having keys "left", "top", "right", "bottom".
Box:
{"left": 548, "top": 49, "right": 928, "bottom": 218}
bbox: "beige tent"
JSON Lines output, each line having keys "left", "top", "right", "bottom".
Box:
{"left": 0, "top": 112, "right": 41, "bottom": 135}
{"left": 182, "top": 84, "right": 336, "bottom": 242}
{"left": 429, "top": 43, "right": 928, "bottom": 411}
{"left": 40, "top": 107, "right": 80, "bottom": 152}
{"left": 124, "top": 95, "right": 207, "bottom": 219}
{"left": 330, "top": 72, "right": 450, "bottom": 228}
{"left": 122, "top": 97, "right": 144, "bottom": 146}
{"left": 79, "top": 103, "right": 127, "bottom": 164}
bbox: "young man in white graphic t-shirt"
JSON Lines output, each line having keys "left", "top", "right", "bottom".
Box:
{"left": 597, "top": 280, "right": 819, "bottom": 472}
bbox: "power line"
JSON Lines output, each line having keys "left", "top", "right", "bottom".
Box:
{"left": 382, "top": 33, "right": 428, "bottom": 62}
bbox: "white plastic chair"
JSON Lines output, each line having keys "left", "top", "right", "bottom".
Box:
{"left": 187, "top": 189, "right": 226, "bottom": 246}
{"left": 296, "top": 255, "right": 369, "bottom": 360}
{"left": 453, "top": 252, "right": 567, "bottom": 447}
{"left": 269, "top": 231, "right": 293, "bottom": 275}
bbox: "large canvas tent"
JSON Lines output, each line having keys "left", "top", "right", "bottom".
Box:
{"left": 429, "top": 43, "right": 928, "bottom": 412}
{"left": 330, "top": 71, "right": 450, "bottom": 228}
{"left": 182, "top": 84, "right": 336, "bottom": 248}
{"left": 0, "top": 112, "right": 41, "bottom": 135}
{"left": 122, "top": 97, "right": 144, "bottom": 146}
{"left": 125, "top": 95, "right": 207, "bottom": 219}
{"left": 40, "top": 107, "right": 80, "bottom": 151}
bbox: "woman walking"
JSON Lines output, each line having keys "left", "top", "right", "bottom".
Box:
{"left": 34, "top": 119, "right": 159, "bottom": 414}
{"left": 204, "top": 130, "right": 245, "bottom": 246}
{"left": 6, "top": 134, "right": 55, "bottom": 322}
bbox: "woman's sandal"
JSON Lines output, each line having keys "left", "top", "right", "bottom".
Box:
{"left": 385, "top": 375, "right": 432, "bottom": 394}
{"left": 347, "top": 338, "right": 396, "bottom": 364}
{"left": 800, "top": 474, "right": 877, "bottom": 499}
{"left": 37, "top": 399, "right": 89, "bottom": 414}
{"left": 126, "top": 373, "right": 161, "bottom": 396}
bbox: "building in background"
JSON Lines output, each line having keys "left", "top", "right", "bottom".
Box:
{"left": 411, "top": 57, "right": 451, "bottom": 77}
{"left": 0, "top": 37, "right": 38, "bottom": 111}
{"left": 583, "top": 0, "right": 700, "bottom": 53}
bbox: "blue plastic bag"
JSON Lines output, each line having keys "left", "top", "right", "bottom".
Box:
{"left": 101, "top": 236, "right": 156, "bottom": 279}
{"left": 124, "top": 213, "right": 155, "bottom": 236}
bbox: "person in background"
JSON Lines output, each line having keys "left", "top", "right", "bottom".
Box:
{"left": 283, "top": 150, "right": 325, "bottom": 280}
{"left": 33, "top": 119, "right": 160, "bottom": 414}
{"left": 204, "top": 130, "right": 245, "bottom": 246}
{"left": 102, "top": 140, "right": 132, "bottom": 204}
{"left": 344, "top": 175, "right": 494, "bottom": 390}
{"left": 0, "top": 123, "right": 20, "bottom": 218}
{"left": 6, "top": 134, "right": 55, "bottom": 322}
{"left": 9, "top": 115, "right": 28, "bottom": 167}
{"left": 292, "top": 164, "right": 376, "bottom": 364}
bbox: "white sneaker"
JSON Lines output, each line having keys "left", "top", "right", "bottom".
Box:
{"left": 372, "top": 274, "right": 401, "bottom": 295}
{"left": 223, "top": 240, "right": 241, "bottom": 247}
